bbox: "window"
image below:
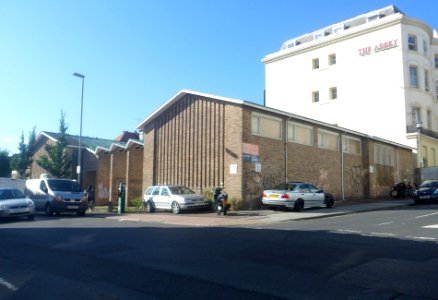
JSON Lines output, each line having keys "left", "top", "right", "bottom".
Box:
{"left": 317, "top": 129, "right": 339, "bottom": 151}
{"left": 409, "top": 65, "right": 418, "bottom": 88}
{"left": 312, "top": 58, "right": 319, "bottom": 69}
{"left": 330, "top": 87, "right": 337, "bottom": 100}
{"left": 408, "top": 34, "right": 417, "bottom": 51}
{"left": 333, "top": 25, "right": 344, "bottom": 34}
{"left": 367, "top": 14, "right": 380, "bottom": 22}
{"left": 288, "top": 121, "right": 314, "bottom": 146}
{"left": 435, "top": 54, "right": 438, "bottom": 68}
{"left": 314, "top": 32, "right": 324, "bottom": 40}
{"left": 342, "top": 136, "right": 361, "bottom": 155}
{"left": 431, "top": 148, "right": 436, "bottom": 166}
{"left": 436, "top": 80, "right": 438, "bottom": 100}
{"left": 427, "top": 110, "right": 432, "bottom": 129}
{"left": 251, "top": 113, "right": 282, "bottom": 140}
{"left": 412, "top": 107, "right": 421, "bottom": 124}
{"left": 425, "top": 70, "right": 430, "bottom": 91}
{"left": 328, "top": 53, "right": 336, "bottom": 65}
{"left": 374, "top": 144, "right": 395, "bottom": 167}
{"left": 423, "top": 40, "right": 429, "bottom": 56}
{"left": 312, "top": 91, "right": 319, "bottom": 103}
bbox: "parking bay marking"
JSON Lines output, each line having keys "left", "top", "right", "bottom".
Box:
{"left": 416, "top": 212, "right": 438, "bottom": 219}
{"left": 0, "top": 277, "right": 18, "bottom": 291}
{"left": 423, "top": 224, "right": 438, "bottom": 229}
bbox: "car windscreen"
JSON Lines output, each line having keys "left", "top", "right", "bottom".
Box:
{"left": 169, "top": 186, "right": 196, "bottom": 195}
{"left": 47, "top": 180, "right": 82, "bottom": 192}
{"left": 0, "top": 189, "right": 25, "bottom": 200}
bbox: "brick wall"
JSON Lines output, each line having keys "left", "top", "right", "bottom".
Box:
{"left": 140, "top": 93, "right": 416, "bottom": 209}
{"left": 96, "top": 152, "right": 110, "bottom": 205}
{"left": 126, "top": 146, "right": 144, "bottom": 205}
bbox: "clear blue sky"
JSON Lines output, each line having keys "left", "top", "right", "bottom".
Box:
{"left": 1, "top": 0, "right": 436, "bottom": 154}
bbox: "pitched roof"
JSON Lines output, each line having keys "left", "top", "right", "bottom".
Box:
{"left": 39, "top": 132, "right": 118, "bottom": 152}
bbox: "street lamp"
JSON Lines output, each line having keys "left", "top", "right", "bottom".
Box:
{"left": 73, "top": 72, "right": 85, "bottom": 186}
{"left": 416, "top": 122, "right": 422, "bottom": 168}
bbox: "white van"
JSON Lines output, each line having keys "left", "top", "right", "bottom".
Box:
{"left": 25, "top": 177, "right": 88, "bottom": 216}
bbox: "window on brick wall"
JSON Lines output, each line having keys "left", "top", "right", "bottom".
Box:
{"left": 317, "top": 129, "right": 339, "bottom": 151}
{"left": 374, "top": 144, "right": 395, "bottom": 167}
{"left": 342, "top": 136, "right": 361, "bottom": 155}
{"left": 251, "top": 112, "right": 282, "bottom": 140}
{"left": 288, "top": 121, "right": 314, "bottom": 146}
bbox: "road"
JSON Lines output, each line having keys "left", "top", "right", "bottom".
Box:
{"left": 0, "top": 204, "right": 438, "bottom": 299}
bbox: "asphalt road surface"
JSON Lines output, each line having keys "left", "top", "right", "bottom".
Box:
{"left": 1, "top": 204, "right": 437, "bottom": 299}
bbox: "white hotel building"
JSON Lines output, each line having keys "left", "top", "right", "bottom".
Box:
{"left": 263, "top": 5, "right": 438, "bottom": 167}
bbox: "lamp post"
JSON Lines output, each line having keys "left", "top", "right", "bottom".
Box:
{"left": 73, "top": 73, "right": 85, "bottom": 186}
{"left": 416, "top": 122, "right": 422, "bottom": 168}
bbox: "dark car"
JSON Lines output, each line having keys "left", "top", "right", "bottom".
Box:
{"left": 412, "top": 179, "right": 438, "bottom": 205}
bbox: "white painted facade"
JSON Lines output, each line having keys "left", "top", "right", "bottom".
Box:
{"left": 263, "top": 6, "right": 438, "bottom": 167}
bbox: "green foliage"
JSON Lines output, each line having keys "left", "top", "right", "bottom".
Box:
{"left": 37, "top": 111, "right": 72, "bottom": 178}
{"left": 0, "top": 149, "right": 11, "bottom": 177}
{"left": 10, "top": 127, "right": 36, "bottom": 178}
{"left": 130, "top": 197, "right": 143, "bottom": 209}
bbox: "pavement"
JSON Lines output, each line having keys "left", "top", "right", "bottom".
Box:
{"left": 98, "top": 198, "right": 414, "bottom": 227}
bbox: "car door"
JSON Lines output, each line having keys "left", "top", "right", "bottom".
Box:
{"left": 150, "top": 186, "right": 162, "bottom": 209}
{"left": 297, "top": 184, "right": 312, "bottom": 207}
{"left": 33, "top": 180, "right": 49, "bottom": 210}
{"left": 158, "top": 187, "right": 172, "bottom": 209}
{"left": 307, "top": 184, "right": 325, "bottom": 207}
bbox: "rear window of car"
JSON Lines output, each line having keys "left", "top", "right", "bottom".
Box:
{"left": 274, "top": 183, "right": 297, "bottom": 191}
{"left": 169, "top": 186, "right": 195, "bottom": 195}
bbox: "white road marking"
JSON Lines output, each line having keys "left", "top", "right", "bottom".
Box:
{"left": 376, "top": 221, "right": 393, "bottom": 226}
{"left": 423, "top": 224, "right": 438, "bottom": 229}
{"left": 416, "top": 212, "right": 438, "bottom": 219}
{"left": 336, "top": 229, "right": 362, "bottom": 234}
{"left": 0, "top": 277, "right": 18, "bottom": 291}
{"left": 369, "top": 232, "right": 396, "bottom": 237}
{"left": 406, "top": 235, "right": 436, "bottom": 241}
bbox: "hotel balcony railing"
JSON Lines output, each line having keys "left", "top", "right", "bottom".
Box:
{"left": 406, "top": 125, "right": 438, "bottom": 139}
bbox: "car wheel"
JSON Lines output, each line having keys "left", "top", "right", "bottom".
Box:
{"left": 326, "top": 196, "right": 335, "bottom": 208}
{"left": 171, "top": 201, "right": 181, "bottom": 214}
{"left": 45, "top": 204, "right": 54, "bottom": 216}
{"left": 27, "top": 214, "right": 35, "bottom": 221}
{"left": 294, "top": 199, "right": 304, "bottom": 212}
{"left": 146, "top": 201, "right": 154, "bottom": 213}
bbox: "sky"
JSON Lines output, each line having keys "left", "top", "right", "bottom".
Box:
{"left": 1, "top": 0, "right": 437, "bottom": 155}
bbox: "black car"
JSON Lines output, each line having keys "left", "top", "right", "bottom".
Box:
{"left": 412, "top": 180, "right": 438, "bottom": 205}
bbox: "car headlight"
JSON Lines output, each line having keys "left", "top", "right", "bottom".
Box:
{"left": 27, "top": 199, "right": 35, "bottom": 207}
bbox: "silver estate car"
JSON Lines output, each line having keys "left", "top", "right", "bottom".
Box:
{"left": 0, "top": 188, "right": 35, "bottom": 220}
{"left": 262, "top": 182, "right": 335, "bottom": 211}
{"left": 143, "top": 185, "right": 209, "bottom": 214}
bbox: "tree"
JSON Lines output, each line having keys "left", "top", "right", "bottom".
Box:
{"left": 0, "top": 149, "right": 11, "bottom": 177}
{"left": 10, "top": 126, "right": 37, "bottom": 178}
{"left": 37, "top": 111, "right": 72, "bottom": 178}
